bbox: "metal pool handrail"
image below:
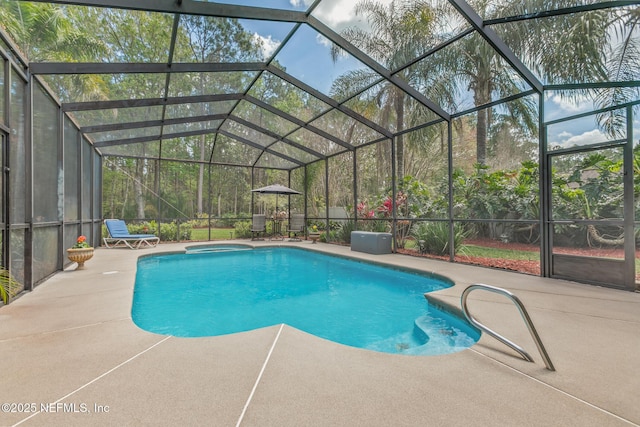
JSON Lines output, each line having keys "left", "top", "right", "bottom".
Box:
{"left": 461, "top": 284, "right": 555, "bottom": 371}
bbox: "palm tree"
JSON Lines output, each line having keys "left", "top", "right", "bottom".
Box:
{"left": 0, "top": 3, "right": 109, "bottom": 101}
{"left": 595, "top": 6, "right": 640, "bottom": 134}
{"left": 432, "top": 0, "right": 618, "bottom": 164}
{"left": 330, "top": 0, "right": 448, "bottom": 181}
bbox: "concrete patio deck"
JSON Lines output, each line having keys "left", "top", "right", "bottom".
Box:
{"left": 0, "top": 240, "right": 638, "bottom": 426}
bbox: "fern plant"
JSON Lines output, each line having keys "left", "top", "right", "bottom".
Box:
{"left": 335, "top": 220, "right": 356, "bottom": 244}
{"left": 0, "top": 267, "right": 22, "bottom": 305}
{"left": 410, "top": 222, "right": 467, "bottom": 256}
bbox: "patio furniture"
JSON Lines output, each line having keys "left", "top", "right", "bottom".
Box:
{"left": 251, "top": 214, "right": 266, "bottom": 240}
{"left": 270, "top": 218, "right": 285, "bottom": 241}
{"left": 287, "top": 214, "right": 305, "bottom": 241}
{"left": 103, "top": 219, "right": 160, "bottom": 249}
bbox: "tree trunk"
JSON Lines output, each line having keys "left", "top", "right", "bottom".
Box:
{"left": 375, "top": 139, "right": 388, "bottom": 190}
{"left": 134, "top": 159, "right": 145, "bottom": 219}
{"left": 196, "top": 70, "right": 207, "bottom": 215}
{"left": 234, "top": 185, "right": 238, "bottom": 215}
{"left": 395, "top": 88, "right": 405, "bottom": 182}
{"left": 474, "top": 74, "right": 492, "bottom": 166}
{"left": 197, "top": 134, "right": 205, "bottom": 214}
{"left": 109, "top": 170, "right": 117, "bottom": 218}
{"left": 476, "top": 109, "right": 487, "bottom": 165}
{"left": 121, "top": 178, "right": 129, "bottom": 219}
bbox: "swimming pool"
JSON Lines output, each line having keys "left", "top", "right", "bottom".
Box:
{"left": 132, "top": 246, "right": 479, "bottom": 355}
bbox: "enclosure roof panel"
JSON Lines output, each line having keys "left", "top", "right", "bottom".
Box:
{"left": 7, "top": 0, "right": 638, "bottom": 170}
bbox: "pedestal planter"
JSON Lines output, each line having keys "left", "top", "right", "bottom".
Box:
{"left": 67, "top": 247, "right": 94, "bottom": 270}
{"left": 308, "top": 233, "right": 321, "bottom": 244}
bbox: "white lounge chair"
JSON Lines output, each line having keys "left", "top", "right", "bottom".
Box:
{"left": 103, "top": 219, "right": 160, "bottom": 249}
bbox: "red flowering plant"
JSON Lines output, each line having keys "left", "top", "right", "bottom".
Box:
{"left": 376, "top": 191, "right": 408, "bottom": 217}
{"left": 376, "top": 191, "right": 412, "bottom": 248}
{"left": 356, "top": 201, "right": 375, "bottom": 219}
{"left": 72, "top": 235, "right": 91, "bottom": 249}
{"left": 352, "top": 199, "right": 386, "bottom": 233}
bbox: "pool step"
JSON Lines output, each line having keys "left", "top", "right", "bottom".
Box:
{"left": 406, "top": 314, "right": 478, "bottom": 356}
{"left": 185, "top": 246, "right": 252, "bottom": 254}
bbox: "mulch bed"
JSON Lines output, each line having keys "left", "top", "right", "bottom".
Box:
{"left": 396, "top": 238, "right": 634, "bottom": 276}
{"left": 396, "top": 247, "right": 540, "bottom": 275}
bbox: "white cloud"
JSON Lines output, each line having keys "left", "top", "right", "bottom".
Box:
{"left": 557, "top": 131, "right": 572, "bottom": 139}
{"left": 310, "top": 0, "right": 394, "bottom": 32}
{"left": 290, "top": 0, "right": 314, "bottom": 8}
{"left": 549, "top": 94, "right": 593, "bottom": 114}
{"left": 551, "top": 128, "right": 607, "bottom": 148}
{"left": 252, "top": 33, "right": 280, "bottom": 59}
{"left": 312, "top": 0, "right": 359, "bottom": 29}
{"left": 316, "top": 33, "right": 332, "bottom": 48}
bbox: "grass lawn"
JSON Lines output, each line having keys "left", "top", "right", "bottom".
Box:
{"left": 403, "top": 240, "right": 538, "bottom": 260}
{"left": 460, "top": 244, "right": 540, "bottom": 261}
{"left": 190, "top": 227, "right": 236, "bottom": 240}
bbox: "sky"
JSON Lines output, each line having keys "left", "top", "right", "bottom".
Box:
{"left": 545, "top": 94, "right": 640, "bottom": 149}
{"left": 239, "top": 0, "right": 381, "bottom": 97}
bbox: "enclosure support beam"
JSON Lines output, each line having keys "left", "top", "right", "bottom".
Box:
{"left": 540, "top": 95, "right": 550, "bottom": 277}
{"left": 25, "top": 0, "right": 308, "bottom": 22}
{"left": 623, "top": 105, "right": 636, "bottom": 288}
{"left": 447, "top": 120, "right": 455, "bottom": 263}
{"left": 390, "top": 136, "right": 397, "bottom": 253}
{"left": 324, "top": 160, "right": 329, "bottom": 236}
{"left": 352, "top": 151, "right": 358, "bottom": 233}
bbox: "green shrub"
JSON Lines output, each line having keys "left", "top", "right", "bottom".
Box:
{"left": 335, "top": 220, "right": 356, "bottom": 244}
{"left": 307, "top": 220, "right": 326, "bottom": 231}
{"left": 178, "top": 222, "right": 193, "bottom": 240}
{"left": 219, "top": 213, "right": 247, "bottom": 228}
{"left": 411, "top": 222, "right": 467, "bottom": 256}
{"left": 192, "top": 213, "right": 210, "bottom": 228}
{"left": 328, "top": 220, "right": 343, "bottom": 231}
{"left": 165, "top": 223, "right": 181, "bottom": 241}
{"left": 372, "top": 220, "right": 390, "bottom": 232}
{"left": 127, "top": 221, "right": 154, "bottom": 235}
{"left": 234, "top": 220, "right": 252, "bottom": 238}
{"left": 157, "top": 221, "right": 192, "bottom": 241}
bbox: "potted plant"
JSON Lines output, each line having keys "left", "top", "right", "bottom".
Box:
{"left": 67, "top": 235, "right": 94, "bottom": 269}
{"left": 308, "top": 225, "right": 321, "bottom": 244}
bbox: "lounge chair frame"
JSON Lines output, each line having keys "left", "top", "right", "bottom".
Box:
{"left": 251, "top": 214, "right": 266, "bottom": 240}
{"left": 103, "top": 219, "right": 160, "bottom": 249}
{"left": 287, "top": 214, "right": 305, "bottom": 241}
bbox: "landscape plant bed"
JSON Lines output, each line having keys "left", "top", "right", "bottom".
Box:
{"left": 396, "top": 247, "right": 540, "bottom": 275}
{"left": 397, "top": 238, "right": 639, "bottom": 278}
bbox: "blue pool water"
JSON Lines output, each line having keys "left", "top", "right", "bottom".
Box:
{"left": 132, "top": 247, "right": 480, "bottom": 355}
